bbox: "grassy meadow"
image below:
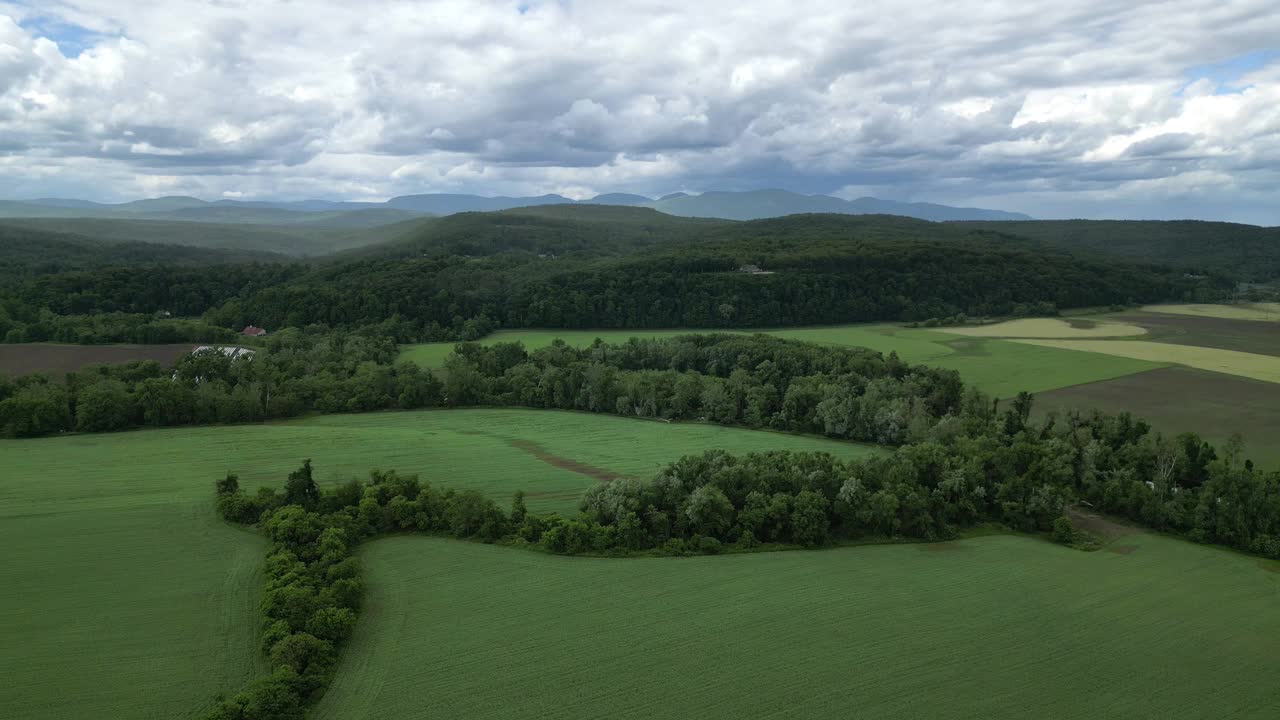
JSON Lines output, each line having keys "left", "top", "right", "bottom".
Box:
{"left": 0, "top": 408, "right": 878, "bottom": 719}
{"left": 0, "top": 447, "right": 267, "bottom": 719}
{"left": 314, "top": 533, "right": 1280, "bottom": 720}
{"left": 400, "top": 324, "right": 1164, "bottom": 398}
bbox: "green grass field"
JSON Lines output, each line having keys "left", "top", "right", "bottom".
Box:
{"left": 0, "top": 449, "right": 267, "bottom": 719}
{"left": 400, "top": 325, "right": 1163, "bottom": 398}
{"left": 0, "top": 408, "right": 878, "bottom": 719}
{"left": 314, "top": 533, "right": 1280, "bottom": 720}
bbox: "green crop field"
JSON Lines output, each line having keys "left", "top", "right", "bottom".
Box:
{"left": 314, "top": 533, "right": 1280, "bottom": 720}
{"left": 400, "top": 325, "right": 1163, "bottom": 398}
{"left": 0, "top": 448, "right": 267, "bottom": 719}
{"left": 0, "top": 408, "right": 878, "bottom": 719}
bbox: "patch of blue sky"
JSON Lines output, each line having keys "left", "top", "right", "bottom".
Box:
{"left": 1181, "top": 49, "right": 1280, "bottom": 95}
{"left": 15, "top": 13, "right": 103, "bottom": 58}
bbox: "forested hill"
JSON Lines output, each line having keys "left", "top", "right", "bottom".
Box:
{"left": 954, "top": 219, "right": 1280, "bottom": 281}
{"left": 201, "top": 210, "right": 1230, "bottom": 341}
{"left": 0, "top": 208, "right": 1241, "bottom": 345}
{"left": 0, "top": 224, "right": 286, "bottom": 285}
{"left": 344, "top": 204, "right": 719, "bottom": 261}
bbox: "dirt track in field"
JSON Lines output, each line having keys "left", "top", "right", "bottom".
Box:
{"left": 507, "top": 439, "right": 623, "bottom": 482}
{"left": 0, "top": 343, "right": 197, "bottom": 378}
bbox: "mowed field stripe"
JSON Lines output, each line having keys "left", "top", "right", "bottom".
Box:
{"left": 1013, "top": 339, "right": 1280, "bottom": 384}
{"left": 313, "top": 534, "right": 1280, "bottom": 720}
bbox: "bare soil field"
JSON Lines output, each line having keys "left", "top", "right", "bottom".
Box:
{"left": 1034, "top": 367, "right": 1280, "bottom": 467}
{"left": 1113, "top": 312, "right": 1280, "bottom": 357}
{"left": 0, "top": 343, "right": 196, "bottom": 378}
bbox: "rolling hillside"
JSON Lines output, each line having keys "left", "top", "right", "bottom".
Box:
{"left": 0, "top": 224, "right": 285, "bottom": 283}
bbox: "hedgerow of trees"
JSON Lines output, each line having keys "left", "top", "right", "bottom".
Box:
{"left": 0, "top": 327, "right": 442, "bottom": 437}
{"left": 8, "top": 331, "right": 1280, "bottom": 568}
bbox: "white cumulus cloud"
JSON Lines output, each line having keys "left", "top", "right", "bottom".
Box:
{"left": 0, "top": 0, "right": 1275, "bottom": 222}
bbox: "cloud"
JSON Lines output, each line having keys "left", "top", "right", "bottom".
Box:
{"left": 0, "top": 0, "right": 1276, "bottom": 222}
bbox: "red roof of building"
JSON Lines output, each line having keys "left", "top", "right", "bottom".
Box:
{"left": 242, "top": 325, "right": 267, "bottom": 336}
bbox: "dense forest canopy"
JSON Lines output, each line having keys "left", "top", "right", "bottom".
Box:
{"left": 204, "top": 211, "right": 1233, "bottom": 342}
{"left": 0, "top": 208, "right": 1254, "bottom": 346}
{"left": 0, "top": 224, "right": 286, "bottom": 283}
{"left": 954, "top": 219, "right": 1280, "bottom": 282}
{"left": 0, "top": 217, "right": 423, "bottom": 258}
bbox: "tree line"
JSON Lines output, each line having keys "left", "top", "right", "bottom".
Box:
{"left": 446, "top": 334, "right": 1280, "bottom": 557}
{"left": 8, "top": 330, "right": 1280, "bottom": 567}
{"left": 0, "top": 327, "right": 442, "bottom": 437}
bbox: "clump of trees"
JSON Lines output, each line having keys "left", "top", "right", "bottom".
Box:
{"left": 207, "top": 461, "right": 511, "bottom": 719}
{"left": 442, "top": 334, "right": 967, "bottom": 446}
{"left": 1, "top": 311, "right": 240, "bottom": 345}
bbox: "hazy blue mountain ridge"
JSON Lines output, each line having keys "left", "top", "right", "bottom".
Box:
{"left": 5, "top": 189, "right": 1032, "bottom": 223}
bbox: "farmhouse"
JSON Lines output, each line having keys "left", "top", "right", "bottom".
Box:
{"left": 242, "top": 325, "right": 268, "bottom": 337}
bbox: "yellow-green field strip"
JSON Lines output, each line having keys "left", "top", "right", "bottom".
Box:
{"left": 1014, "top": 340, "right": 1280, "bottom": 385}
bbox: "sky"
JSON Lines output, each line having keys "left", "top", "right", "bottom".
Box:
{"left": 0, "top": 1, "right": 1278, "bottom": 224}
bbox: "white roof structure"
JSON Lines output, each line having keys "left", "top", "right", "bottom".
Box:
{"left": 192, "top": 346, "right": 257, "bottom": 360}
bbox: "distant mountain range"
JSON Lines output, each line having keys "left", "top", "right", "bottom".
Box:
{"left": 0, "top": 189, "right": 1032, "bottom": 225}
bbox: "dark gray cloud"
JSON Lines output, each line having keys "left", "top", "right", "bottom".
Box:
{"left": 0, "top": 0, "right": 1277, "bottom": 223}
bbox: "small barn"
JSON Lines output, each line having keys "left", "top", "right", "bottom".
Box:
{"left": 242, "top": 325, "right": 268, "bottom": 337}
